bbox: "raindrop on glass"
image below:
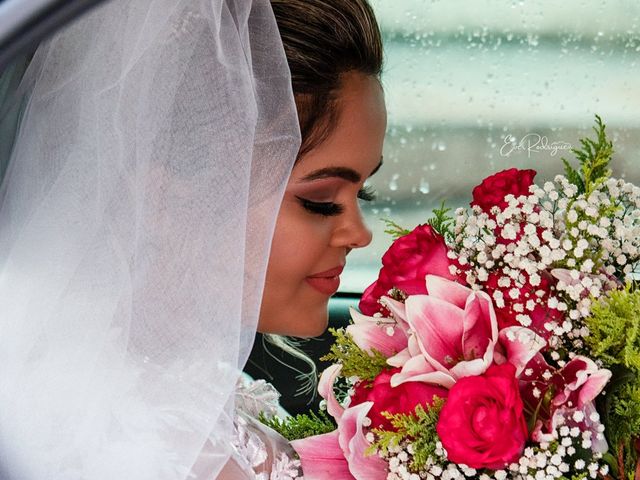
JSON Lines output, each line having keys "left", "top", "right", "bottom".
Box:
{"left": 389, "top": 174, "right": 400, "bottom": 191}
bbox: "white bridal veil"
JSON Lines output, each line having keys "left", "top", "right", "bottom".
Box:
{"left": 0, "top": 0, "right": 300, "bottom": 478}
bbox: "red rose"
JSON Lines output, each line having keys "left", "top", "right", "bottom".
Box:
{"left": 351, "top": 368, "right": 447, "bottom": 431}
{"left": 359, "top": 269, "right": 395, "bottom": 316}
{"left": 471, "top": 168, "right": 537, "bottom": 212}
{"left": 482, "top": 270, "right": 561, "bottom": 338}
{"left": 436, "top": 363, "right": 528, "bottom": 470}
{"left": 359, "top": 224, "right": 456, "bottom": 315}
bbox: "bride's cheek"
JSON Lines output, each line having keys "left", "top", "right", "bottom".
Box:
{"left": 269, "top": 205, "right": 314, "bottom": 284}
{"left": 269, "top": 200, "right": 334, "bottom": 289}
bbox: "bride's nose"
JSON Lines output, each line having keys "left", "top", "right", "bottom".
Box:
{"left": 330, "top": 205, "right": 373, "bottom": 250}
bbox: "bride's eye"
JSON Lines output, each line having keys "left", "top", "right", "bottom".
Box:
{"left": 357, "top": 185, "right": 377, "bottom": 202}
{"left": 296, "top": 185, "right": 376, "bottom": 217}
{"left": 296, "top": 196, "right": 345, "bottom": 217}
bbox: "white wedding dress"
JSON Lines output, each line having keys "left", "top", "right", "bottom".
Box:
{"left": 223, "top": 378, "right": 303, "bottom": 479}
{"left": 0, "top": 0, "right": 302, "bottom": 478}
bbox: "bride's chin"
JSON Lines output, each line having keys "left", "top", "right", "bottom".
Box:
{"left": 282, "top": 302, "right": 329, "bottom": 338}
{"left": 297, "top": 308, "right": 329, "bottom": 338}
{"left": 257, "top": 296, "right": 329, "bottom": 337}
{"left": 297, "top": 291, "right": 331, "bottom": 337}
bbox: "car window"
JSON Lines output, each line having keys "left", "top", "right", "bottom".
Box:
{"left": 0, "top": 0, "right": 104, "bottom": 70}
{"left": 340, "top": 0, "right": 640, "bottom": 294}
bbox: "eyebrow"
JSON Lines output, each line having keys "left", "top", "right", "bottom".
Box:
{"left": 299, "top": 157, "right": 384, "bottom": 183}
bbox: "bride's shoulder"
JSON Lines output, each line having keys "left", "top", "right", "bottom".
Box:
{"left": 227, "top": 375, "right": 303, "bottom": 480}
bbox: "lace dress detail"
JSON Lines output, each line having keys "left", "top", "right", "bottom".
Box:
{"left": 228, "top": 378, "right": 304, "bottom": 480}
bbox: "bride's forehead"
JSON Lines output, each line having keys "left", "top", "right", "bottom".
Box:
{"left": 291, "top": 149, "right": 382, "bottom": 183}
{"left": 291, "top": 78, "right": 386, "bottom": 179}
{"left": 336, "top": 73, "right": 386, "bottom": 130}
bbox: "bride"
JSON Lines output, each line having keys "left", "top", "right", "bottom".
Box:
{"left": 0, "top": 0, "right": 385, "bottom": 479}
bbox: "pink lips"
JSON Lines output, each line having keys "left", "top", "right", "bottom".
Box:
{"left": 305, "top": 265, "right": 344, "bottom": 296}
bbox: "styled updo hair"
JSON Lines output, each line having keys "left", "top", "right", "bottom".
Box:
{"left": 271, "top": 0, "right": 384, "bottom": 158}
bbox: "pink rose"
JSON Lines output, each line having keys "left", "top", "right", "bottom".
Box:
{"left": 359, "top": 224, "right": 456, "bottom": 316}
{"left": 350, "top": 367, "right": 447, "bottom": 430}
{"left": 436, "top": 363, "right": 528, "bottom": 470}
{"left": 471, "top": 168, "right": 537, "bottom": 212}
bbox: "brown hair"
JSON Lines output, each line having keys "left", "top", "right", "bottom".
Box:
{"left": 271, "top": 0, "right": 383, "bottom": 158}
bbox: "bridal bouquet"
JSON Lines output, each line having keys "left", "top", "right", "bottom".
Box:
{"left": 263, "top": 117, "right": 640, "bottom": 480}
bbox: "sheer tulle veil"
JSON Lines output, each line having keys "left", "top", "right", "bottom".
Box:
{"left": 0, "top": 0, "right": 300, "bottom": 478}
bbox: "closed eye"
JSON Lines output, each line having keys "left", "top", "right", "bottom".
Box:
{"left": 296, "top": 197, "right": 344, "bottom": 217}
{"left": 296, "top": 185, "right": 376, "bottom": 217}
{"left": 357, "top": 185, "right": 377, "bottom": 202}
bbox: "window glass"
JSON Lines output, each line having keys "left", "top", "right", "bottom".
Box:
{"left": 341, "top": 0, "right": 640, "bottom": 292}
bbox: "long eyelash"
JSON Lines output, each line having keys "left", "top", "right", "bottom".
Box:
{"left": 357, "top": 185, "right": 377, "bottom": 202}
{"left": 296, "top": 197, "right": 344, "bottom": 217}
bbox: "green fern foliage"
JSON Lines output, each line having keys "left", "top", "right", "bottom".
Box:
{"left": 258, "top": 410, "right": 336, "bottom": 441}
{"left": 320, "top": 328, "right": 389, "bottom": 382}
{"left": 601, "top": 382, "right": 640, "bottom": 480}
{"left": 427, "top": 201, "right": 455, "bottom": 242}
{"left": 368, "top": 398, "right": 445, "bottom": 472}
{"left": 562, "top": 114, "right": 614, "bottom": 196}
{"left": 584, "top": 287, "right": 640, "bottom": 372}
{"left": 382, "top": 218, "right": 411, "bottom": 239}
{"left": 585, "top": 287, "right": 640, "bottom": 478}
{"left": 612, "top": 384, "right": 640, "bottom": 445}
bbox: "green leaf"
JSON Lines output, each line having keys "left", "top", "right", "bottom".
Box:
{"left": 427, "top": 201, "right": 455, "bottom": 243}
{"left": 561, "top": 114, "right": 613, "bottom": 196}
{"left": 607, "top": 383, "right": 640, "bottom": 478}
{"left": 367, "top": 399, "right": 445, "bottom": 472}
{"left": 585, "top": 287, "right": 640, "bottom": 371}
{"left": 586, "top": 287, "right": 640, "bottom": 475}
{"left": 562, "top": 158, "right": 585, "bottom": 193}
{"left": 382, "top": 218, "right": 411, "bottom": 239}
{"left": 597, "top": 364, "right": 636, "bottom": 440}
{"left": 320, "top": 328, "right": 389, "bottom": 382}
{"left": 258, "top": 409, "right": 336, "bottom": 441}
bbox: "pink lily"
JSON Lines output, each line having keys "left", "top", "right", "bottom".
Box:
{"left": 346, "top": 307, "right": 408, "bottom": 358}
{"left": 318, "top": 364, "right": 345, "bottom": 422}
{"left": 385, "top": 276, "right": 499, "bottom": 388}
{"left": 290, "top": 402, "right": 387, "bottom": 480}
{"left": 291, "top": 365, "right": 387, "bottom": 479}
{"left": 522, "top": 354, "right": 611, "bottom": 453}
{"left": 494, "top": 326, "right": 546, "bottom": 376}
{"left": 551, "top": 356, "right": 612, "bottom": 410}
{"left": 290, "top": 430, "right": 354, "bottom": 479}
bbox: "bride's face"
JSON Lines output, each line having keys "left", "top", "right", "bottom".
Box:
{"left": 259, "top": 72, "right": 387, "bottom": 337}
